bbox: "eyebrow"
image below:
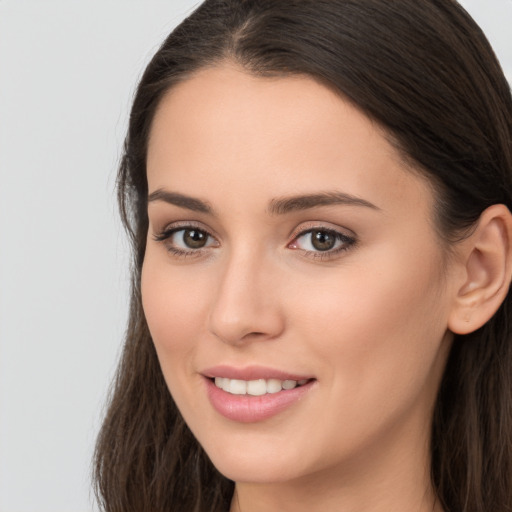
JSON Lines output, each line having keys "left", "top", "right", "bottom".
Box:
{"left": 268, "top": 191, "right": 380, "bottom": 215}
{"left": 147, "top": 189, "right": 379, "bottom": 216}
{"left": 147, "top": 189, "right": 213, "bottom": 214}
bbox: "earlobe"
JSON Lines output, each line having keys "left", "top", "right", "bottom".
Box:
{"left": 448, "top": 204, "right": 512, "bottom": 335}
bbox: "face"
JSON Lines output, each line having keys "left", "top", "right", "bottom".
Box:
{"left": 142, "top": 64, "right": 455, "bottom": 486}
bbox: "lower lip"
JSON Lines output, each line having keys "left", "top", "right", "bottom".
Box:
{"left": 205, "top": 378, "right": 315, "bottom": 423}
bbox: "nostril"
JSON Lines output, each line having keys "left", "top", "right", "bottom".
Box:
{"left": 243, "top": 331, "right": 266, "bottom": 339}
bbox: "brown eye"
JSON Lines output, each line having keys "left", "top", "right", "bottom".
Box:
{"left": 310, "top": 230, "right": 336, "bottom": 251}
{"left": 289, "top": 227, "right": 356, "bottom": 256}
{"left": 183, "top": 229, "right": 208, "bottom": 249}
{"left": 153, "top": 226, "right": 218, "bottom": 255}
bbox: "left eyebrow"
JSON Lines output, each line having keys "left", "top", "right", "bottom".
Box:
{"left": 267, "top": 191, "right": 380, "bottom": 215}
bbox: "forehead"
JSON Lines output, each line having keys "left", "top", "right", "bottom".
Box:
{"left": 147, "top": 64, "right": 432, "bottom": 217}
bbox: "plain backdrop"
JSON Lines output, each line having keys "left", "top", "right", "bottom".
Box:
{"left": 0, "top": 1, "right": 510, "bottom": 511}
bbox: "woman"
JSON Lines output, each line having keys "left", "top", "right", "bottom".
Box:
{"left": 94, "top": 1, "right": 512, "bottom": 511}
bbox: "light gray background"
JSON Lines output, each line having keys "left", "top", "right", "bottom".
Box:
{"left": 0, "top": 1, "right": 510, "bottom": 511}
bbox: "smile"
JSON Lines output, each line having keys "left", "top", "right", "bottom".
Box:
{"left": 205, "top": 373, "right": 316, "bottom": 422}
{"left": 214, "top": 377, "right": 309, "bottom": 396}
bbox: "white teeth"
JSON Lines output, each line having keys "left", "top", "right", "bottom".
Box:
{"left": 246, "top": 379, "right": 267, "bottom": 396}
{"left": 214, "top": 377, "right": 309, "bottom": 395}
{"left": 266, "top": 379, "right": 282, "bottom": 394}
{"left": 229, "top": 379, "right": 247, "bottom": 395}
{"left": 282, "top": 380, "right": 297, "bottom": 390}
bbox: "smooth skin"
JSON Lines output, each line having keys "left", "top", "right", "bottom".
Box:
{"left": 142, "top": 63, "right": 512, "bottom": 512}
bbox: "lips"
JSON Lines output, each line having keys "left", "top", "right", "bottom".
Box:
{"left": 202, "top": 364, "right": 312, "bottom": 381}
{"left": 202, "top": 365, "right": 316, "bottom": 423}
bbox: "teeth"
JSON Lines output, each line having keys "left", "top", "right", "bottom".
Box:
{"left": 246, "top": 379, "right": 267, "bottom": 396}
{"left": 266, "top": 379, "right": 282, "bottom": 394}
{"left": 229, "top": 379, "right": 247, "bottom": 395}
{"left": 214, "top": 377, "right": 309, "bottom": 395}
{"left": 282, "top": 380, "right": 297, "bottom": 390}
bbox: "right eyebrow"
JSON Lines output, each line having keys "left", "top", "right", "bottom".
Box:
{"left": 147, "top": 189, "right": 213, "bottom": 214}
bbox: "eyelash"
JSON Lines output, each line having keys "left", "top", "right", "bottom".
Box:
{"left": 289, "top": 227, "right": 356, "bottom": 260}
{"left": 152, "top": 224, "right": 217, "bottom": 259}
{"left": 152, "top": 224, "right": 357, "bottom": 261}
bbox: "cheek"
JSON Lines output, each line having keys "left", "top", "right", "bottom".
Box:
{"left": 140, "top": 253, "right": 212, "bottom": 380}
{"left": 285, "top": 245, "right": 450, "bottom": 408}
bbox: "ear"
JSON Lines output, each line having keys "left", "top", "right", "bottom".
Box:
{"left": 448, "top": 204, "right": 512, "bottom": 335}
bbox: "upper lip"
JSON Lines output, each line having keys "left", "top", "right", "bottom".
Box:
{"left": 201, "top": 365, "right": 314, "bottom": 381}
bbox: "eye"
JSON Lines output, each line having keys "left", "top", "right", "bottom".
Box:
{"left": 153, "top": 226, "right": 219, "bottom": 256}
{"left": 289, "top": 228, "right": 355, "bottom": 255}
{"left": 174, "top": 228, "right": 211, "bottom": 249}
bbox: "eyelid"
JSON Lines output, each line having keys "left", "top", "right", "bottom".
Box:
{"left": 288, "top": 221, "right": 356, "bottom": 241}
{"left": 153, "top": 220, "right": 219, "bottom": 240}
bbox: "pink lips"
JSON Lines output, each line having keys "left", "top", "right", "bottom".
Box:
{"left": 202, "top": 365, "right": 316, "bottom": 423}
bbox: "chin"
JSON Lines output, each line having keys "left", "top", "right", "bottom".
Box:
{"left": 196, "top": 429, "right": 323, "bottom": 485}
{"left": 210, "top": 455, "right": 301, "bottom": 484}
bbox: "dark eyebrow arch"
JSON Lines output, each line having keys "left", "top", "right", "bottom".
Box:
{"left": 147, "top": 189, "right": 213, "bottom": 214}
{"left": 268, "top": 191, "right": 380, "bottom": 215}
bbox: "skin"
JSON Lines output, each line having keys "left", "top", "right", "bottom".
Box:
{"left": 141, "top": 63, "right": 460, "bottom": 512}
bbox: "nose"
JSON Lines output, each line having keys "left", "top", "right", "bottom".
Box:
{"left": 208, "top": 249, "right": 285, "bottom": 345}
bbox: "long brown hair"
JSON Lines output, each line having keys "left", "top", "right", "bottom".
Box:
{"left": 94, "top": 1, "right": 512, "bottom": 511}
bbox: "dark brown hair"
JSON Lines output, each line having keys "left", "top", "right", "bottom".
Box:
{"left": 94, "top": 1, "right": 512, "bottom": 511}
